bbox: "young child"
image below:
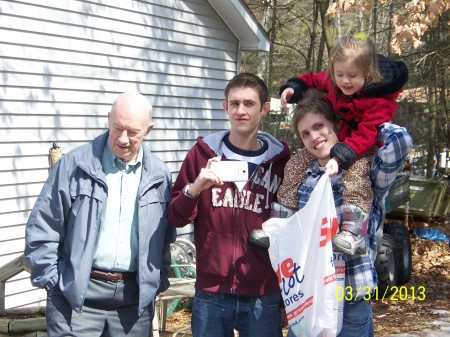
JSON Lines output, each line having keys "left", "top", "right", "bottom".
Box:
{"left": 275, "top": 33, "right": 407, "bottom": 255}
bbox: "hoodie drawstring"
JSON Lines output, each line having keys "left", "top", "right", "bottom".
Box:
{"left": 265, "top": 162, "right": 273, "bottom": 209}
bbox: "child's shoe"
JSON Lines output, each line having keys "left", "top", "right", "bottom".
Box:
{"left": 332, "top": 230, "right": 366, "bottom": 255}
{"left": 249, "top": 229, "right": 270, "bottom": 249}
{"left": 332, "top": 205, "right": 369, "bottom": 255}
{"left": 249, "top": 202, "right": 296, "bottom": 249}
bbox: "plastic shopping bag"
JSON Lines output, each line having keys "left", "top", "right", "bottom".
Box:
{"left": 263, "top": 173, "right": 345, "bottom": 337}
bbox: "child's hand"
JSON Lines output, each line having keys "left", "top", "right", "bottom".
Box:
{"left": 280, "top": 88, "right": 294, "bottom": 111}
{"left": 324, "top": 158, "right": 339, "bottom": 176}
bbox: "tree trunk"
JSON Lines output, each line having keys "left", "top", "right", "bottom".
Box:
{"left": 267, "top": 0, "right": 277, "bottom": 97}
{"left": 316, "top": 34, "right": 326, "bottom": 72}
{"left": 372, "top": 0, "right": 378, "bottom": 44}
{"left": 427, "top": 85, "right": 436, "bottom": 178}
{"left": 306, "top": 1, "right": 319, "bottom": 72}
{"left": 318, "top": 0, "right": 333, "bottom": 52}
{"left": 387, "top": 1, "right": 393, "bottom": 57}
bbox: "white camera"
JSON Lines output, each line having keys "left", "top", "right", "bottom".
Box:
{"left": 210, "top": 161, "right": 248, "bottom": 182}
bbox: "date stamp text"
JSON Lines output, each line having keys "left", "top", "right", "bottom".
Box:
{"left": 335, "top": 285, "right": 426, "bottom": 301}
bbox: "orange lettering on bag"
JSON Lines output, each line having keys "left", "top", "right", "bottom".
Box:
{"left": 276, "top": 257, "right": 294, "bottom": 283}
{"left": 331, "top": 217, "right": 339, "bottom": 235}
{"left": 319, "top": 217, "right": 338, "bottom": 247}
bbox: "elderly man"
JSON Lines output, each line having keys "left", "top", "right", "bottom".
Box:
{"left": 25, "top": 92, "right": 176, "bottom": 337}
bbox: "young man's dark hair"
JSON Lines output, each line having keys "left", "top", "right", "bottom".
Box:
{"left": 224, "top": 72, "right": 269, "bottom": 106}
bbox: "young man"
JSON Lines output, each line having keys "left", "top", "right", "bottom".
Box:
{"left": 25, "top": 92, "right": 176, "bottom": 337}
{"left": 168, "top": 73, "right": 291, "bottom": 337}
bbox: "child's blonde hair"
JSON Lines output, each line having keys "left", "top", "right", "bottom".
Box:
{"left": 329, "top": 33, "right": 382, "bottom": 86}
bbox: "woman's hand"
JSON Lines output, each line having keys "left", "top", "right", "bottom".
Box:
{"left": 324, "top": 158, "right": 339, "bottom": 176}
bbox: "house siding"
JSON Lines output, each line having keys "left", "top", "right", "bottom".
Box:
{"left": 0, "top": 0, "right": 241, "bottom": 310}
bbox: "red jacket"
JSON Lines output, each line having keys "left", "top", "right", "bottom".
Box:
{"left": 168, "top": 131, "right": 290, "bottom": 296}
{"left": 280, "top": 54, "right": 408, "bottom": 158}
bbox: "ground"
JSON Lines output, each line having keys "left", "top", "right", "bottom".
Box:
{"left": 372, "top": 236, "right": 450, "bottom": 336}
{"left": 159, "top": 235, "right": 450, "bottom": 337}
{"left": 1, "top": 232, "right": 448, "bottom": 337}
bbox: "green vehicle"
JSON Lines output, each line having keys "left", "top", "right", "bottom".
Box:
{"left": 375, "top": 174, "right": 450, "bottom": 291}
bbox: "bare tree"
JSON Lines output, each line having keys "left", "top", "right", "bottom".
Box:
{"left": 242, "top": 0, "right": 449, "bottom": 172}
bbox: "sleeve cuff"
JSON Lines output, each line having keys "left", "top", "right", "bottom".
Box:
{"left": 279, "top": 78, "right": 308, "bottom": 104}
{"left": 330, "top": 142, "right": 357, "bottom": 170}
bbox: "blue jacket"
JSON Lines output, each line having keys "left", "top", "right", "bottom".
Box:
{"left": 25, "top": 132, "right": 176, "bottom": 315}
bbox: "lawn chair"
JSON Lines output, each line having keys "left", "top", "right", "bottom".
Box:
{"left": 152, "top": 239, "right": 196, "bottom": 337}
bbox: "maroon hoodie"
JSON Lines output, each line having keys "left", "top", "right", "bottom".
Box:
{"left": 168, "top": 130, "right": 290, "bottom": 296}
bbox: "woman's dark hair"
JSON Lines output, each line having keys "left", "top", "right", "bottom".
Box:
{"left": 291, "top": 89, "right": 340, "bottom": 142}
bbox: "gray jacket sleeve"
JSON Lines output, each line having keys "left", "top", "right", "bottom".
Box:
{"left": 157, "top": 169, "right": 177, "bottom": 295}
{"left": 24, "top": 160, "right": 70, "bottom": 291}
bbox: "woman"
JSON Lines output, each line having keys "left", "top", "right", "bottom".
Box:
{"left": 285, "top": 89, "right": 375, "bottom": 336}
{"left": 251, "top": 89, "right": 413, "bottom": 336}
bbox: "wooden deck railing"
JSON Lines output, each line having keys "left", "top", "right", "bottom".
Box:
{"left": 0, "top": 255, "right": 30, "bottom": 315}
{"left": 0, "top": 255, "right": 47, "bottom": 335}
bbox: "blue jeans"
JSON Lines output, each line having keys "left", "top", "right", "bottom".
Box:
{"left": 191, "top": 290, "right": 282, "bottom": 337}
{"left": 338, "top": 299, "right": 374, "bottom": 337}
{"left": 286, "top": 299, "right": 374, "bottom": 337}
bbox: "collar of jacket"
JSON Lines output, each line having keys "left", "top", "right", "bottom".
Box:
{"left": 199, "top": 130, "right": 290, "bottom": 163}
{"left": 360, "top": 53, "right": 408, "bottom": 97}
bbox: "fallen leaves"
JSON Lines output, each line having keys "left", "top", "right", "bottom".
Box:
{"left": 373, "top": 236, "right": 450, "bottom": 336}
{"left": 161, "top": 236, "right": 449, "bottom": 336}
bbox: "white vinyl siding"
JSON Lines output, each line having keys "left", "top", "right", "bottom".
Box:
{"left": 0, "top": 0, "right": 250, "bottom": 310}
